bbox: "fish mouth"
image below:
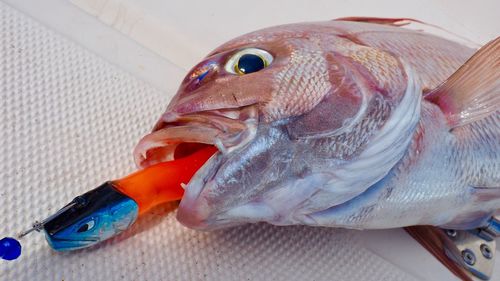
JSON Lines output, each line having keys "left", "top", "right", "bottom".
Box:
{"left": 133, "top": 105, "right": 259, "bottom": 229}
{"left": 133, "top": 105, "right": 258, "bottom": 169}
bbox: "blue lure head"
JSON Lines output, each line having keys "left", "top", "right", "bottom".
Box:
{"left": 43, "top": 182, "right": 138, "bottom": 251}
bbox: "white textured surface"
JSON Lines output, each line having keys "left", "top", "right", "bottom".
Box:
{"left": 0, "top": 2, "right": 498, "bottom": 281}
{"left": 1, "top": 0, "right": 183, "bottom": 93}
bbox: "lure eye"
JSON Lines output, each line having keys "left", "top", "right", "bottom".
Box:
{"left": 225, "top": 48, "right": 273, "bottom": 75}
{"left": 77, "top": 219, "right": 95, "bottom": 233}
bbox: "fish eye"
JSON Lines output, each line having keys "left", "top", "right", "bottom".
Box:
{"left": 77, "top": 219, "right": 96, "bottom": 233}
{"left": 225, "top": 48, "right": 273, "bottom": 75}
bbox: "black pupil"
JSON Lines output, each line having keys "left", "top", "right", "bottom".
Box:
{"left": 77, "top": 223, "right": 90, "bottom": 232}
{"left": 237, "top": 54, "right": 265, "bottom": 74}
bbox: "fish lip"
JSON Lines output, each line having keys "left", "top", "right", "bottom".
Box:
{"left": 133, "top": 105, "right": 259, "bottom": 169}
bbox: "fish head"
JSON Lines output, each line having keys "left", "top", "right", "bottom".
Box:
{"left": 43, "top": 183, "right": 138, "bottom": 251}
{"left": 134, "top": 23, "right": 417, "bottom": 230}
{"left": 134, "top": 23, "right": 361, "bottom": 163}
{"left": 134, "top": 24, "right": 340, "bottom": 167}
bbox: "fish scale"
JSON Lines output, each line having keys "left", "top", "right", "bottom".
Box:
{"left": 267, "top": 39, "right": 330, "bottom": 121}
{"left": 356, "top": 31, "right": 475, "bottom": 90}
{"left": 327, "top": 36, "right": 405, "bottom": 95}
{"left": 322, "top": 103, "right": 499, "bottom": 230}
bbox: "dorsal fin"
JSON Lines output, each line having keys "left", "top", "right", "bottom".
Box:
{"left": 425, "top": 37, "right": 499, "bottom": 128}
{"left": 334, "top": 17, "right": 421, "bottom": 27}
{"left": 333, "top": 17, "right": 480, "bottom": 48}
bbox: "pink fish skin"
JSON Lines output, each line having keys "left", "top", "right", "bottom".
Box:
{"left": 134, "top": 20, "right": 499, "bottom": 234}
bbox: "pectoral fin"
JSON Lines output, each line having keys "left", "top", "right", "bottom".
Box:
{"left": 425, "top": 37, "right": 499, "bottom": 129}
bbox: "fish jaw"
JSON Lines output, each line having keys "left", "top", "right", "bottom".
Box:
{"left": 174, "top": 121, "right": 296, "bottom": 229}
{"left": 175, "top": 153, "right": 253, "bottom": 230}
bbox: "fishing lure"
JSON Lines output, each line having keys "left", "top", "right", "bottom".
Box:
{"left": 15, "top": 145, "right": 216, "bottom": 251}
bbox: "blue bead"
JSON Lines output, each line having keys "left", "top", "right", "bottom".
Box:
{"left": 0, "top": 237, "right": 22, "bottom": 260}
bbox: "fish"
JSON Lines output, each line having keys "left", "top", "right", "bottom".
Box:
{"left": 134, "top": 18, "right": 499, "bottom": 230}
{"left": 131, "top": 18, "right": 499, "bottom": 279}
{"left": 35, "top": 17, "right": 498, "bottom": 279}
